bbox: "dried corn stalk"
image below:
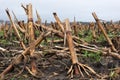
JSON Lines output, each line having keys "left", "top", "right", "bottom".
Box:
{"left": 6, "top": 9, "right": 26, "bottom": 49}
{"left": 53, "top": 12, "right": 65, "bottom": 33}
{"left": 92, "top": 12, "right": 117, "bottom": 52}
{"left": 65, "top": 18, "right": 100, "bottom": 78}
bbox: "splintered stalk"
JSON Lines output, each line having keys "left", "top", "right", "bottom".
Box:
{"left": 65, "top": 18, "right": 80, "bottom": 76}
{"left": 17, "top": 21, "right": 26, "bottom": 33}
{"left": 65, "top": 19, "right": 78, "bottom": 65}
{"left": 5, "top": 9, "right": 26, "bottom": 50}
{"left": 36, "top": 10, "right": 42, "bottom": 24}
{"left": 92, "top": 12, "right": 117, "bottom": 52}
{"left": 27, "top": 3, "right": 37, "bottom": 76}
{"left": 27, "top": 3, "right": 35, "bottom": 43}
{"left": 21, "top": 3, "right": 40, "bottom": 77}
{"left": 53, "top": 12, "right": 65, "bottom": 33}
{"left": 36, "top": 10, "right": 44, "bottom": 32}
{"left": 12, "top": 11, "right": 19, "bottom": 23}
{"left": 65, "top": 19, "right": 100, "bottom": 78}
{"left": 12, "top": 11, "right": 26, "bottom": 33}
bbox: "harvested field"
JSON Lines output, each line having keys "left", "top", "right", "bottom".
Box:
{"left": 0, "top": 3, "right": 120, "bottom": 80}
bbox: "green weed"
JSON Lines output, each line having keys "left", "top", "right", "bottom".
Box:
{"left": 82, "top": 50, "right": 101, "bottom": 62}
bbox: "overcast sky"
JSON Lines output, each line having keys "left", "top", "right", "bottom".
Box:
{"left": 0, "top": 0, "right": 120, "bottom": 22}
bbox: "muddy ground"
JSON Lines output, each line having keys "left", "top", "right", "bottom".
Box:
{"left": 0, "top": 42, "right": 120, "bottom": 80}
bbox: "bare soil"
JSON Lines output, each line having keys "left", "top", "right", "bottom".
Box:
{"left": 0, "top": 42, "right": 120, "bottom": 80}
